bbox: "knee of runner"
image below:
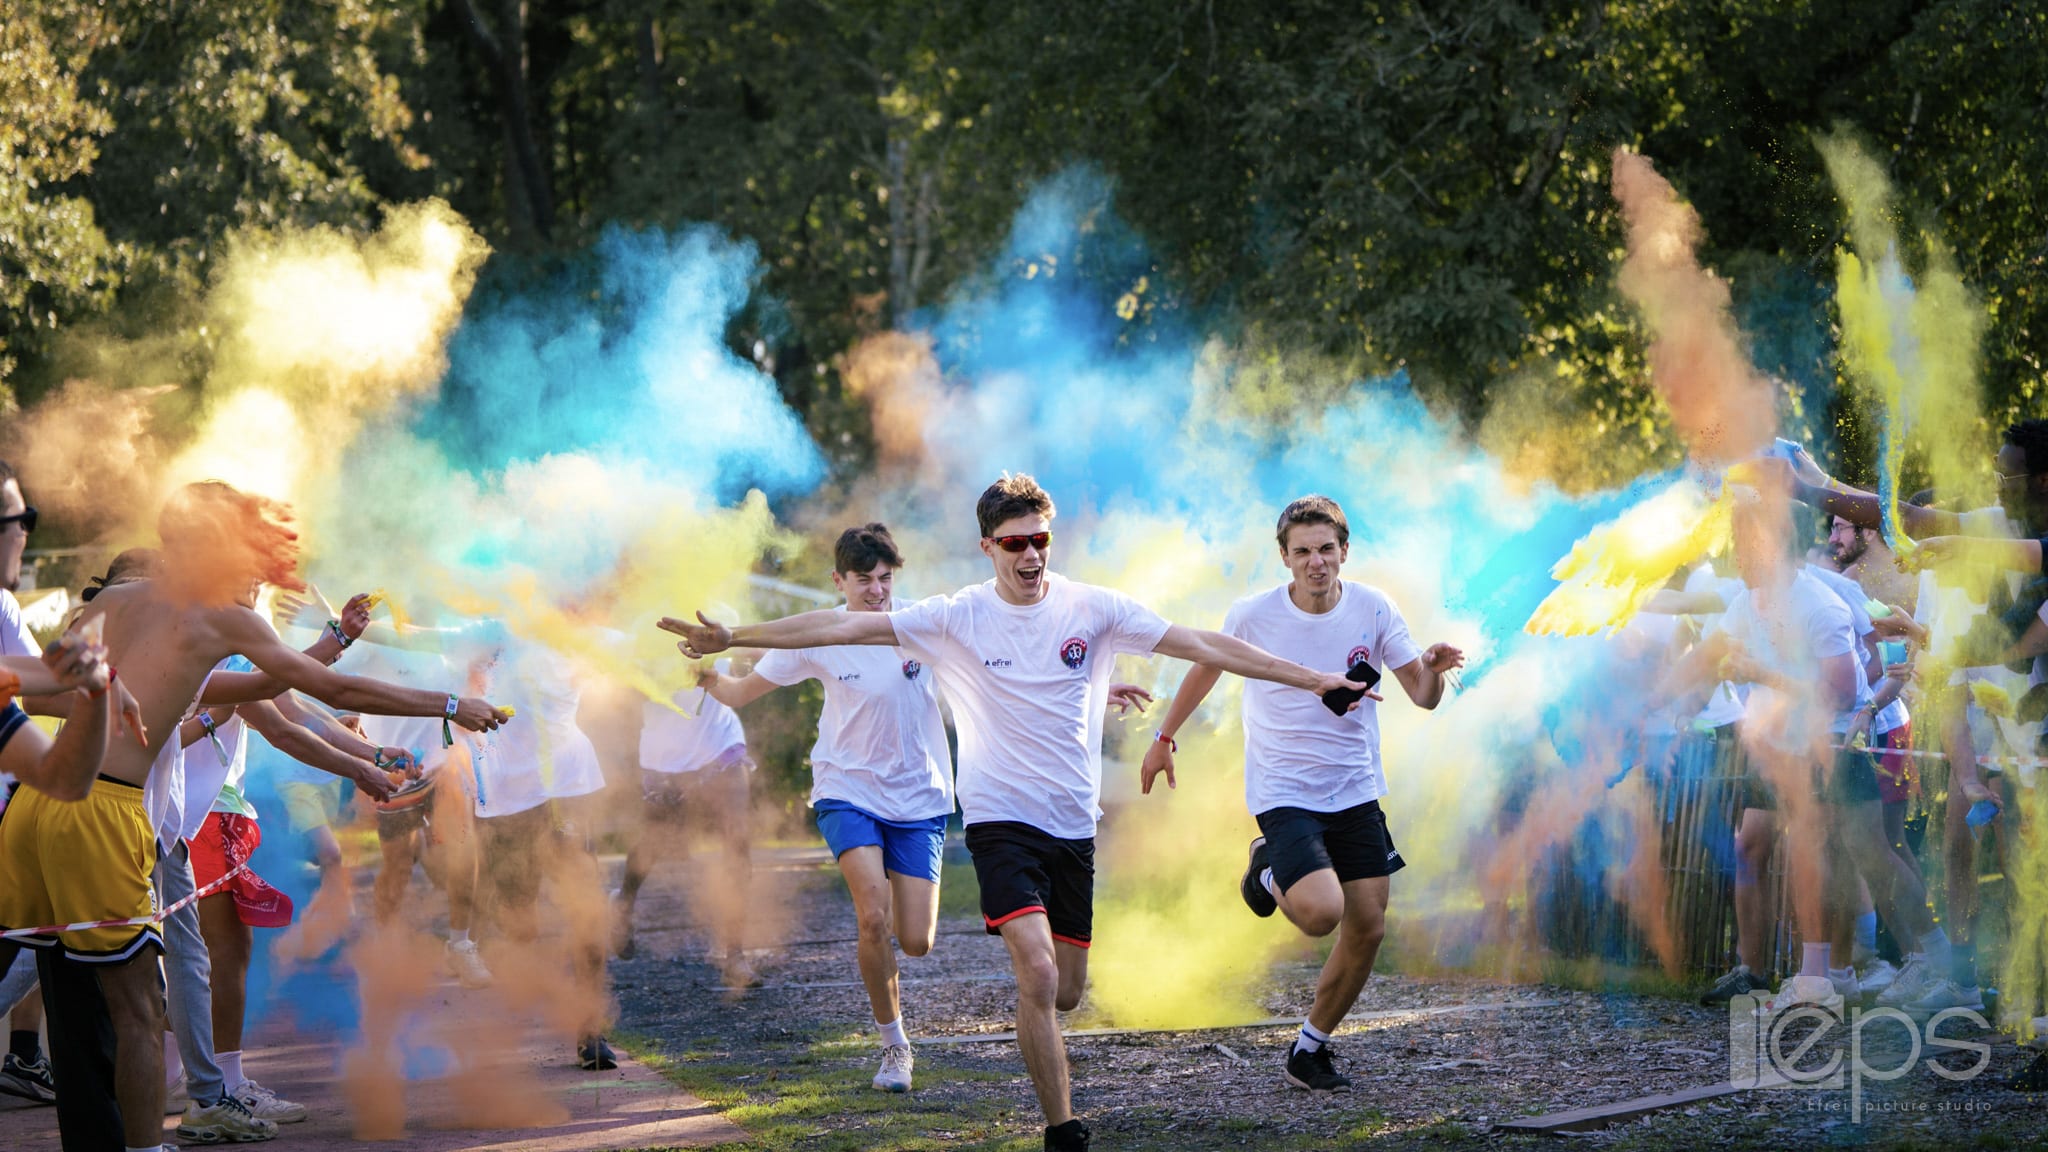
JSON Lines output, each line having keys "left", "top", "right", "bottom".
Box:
{"left": 854, "top": 903, "right": 891, "bottom": 943}
{"left": 1297, "top": 906, "right": 1342, "bottom": 938}
{"left": 1054, "top": 984, "right": 1083, "bottom": 1013}
{"left": 898, "top": 932, "right": 933, "bottom": 959}
{"left": 1013, "top": 952, "right": 1060, "bottom": 1002}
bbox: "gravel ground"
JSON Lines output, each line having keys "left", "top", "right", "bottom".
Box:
{"left": 610, "top": 856, "right": 2047, "bottom": 1150}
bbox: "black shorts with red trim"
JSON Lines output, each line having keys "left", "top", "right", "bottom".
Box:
{"left": 963, "top": 820, "right": 1094, "bottom": 948}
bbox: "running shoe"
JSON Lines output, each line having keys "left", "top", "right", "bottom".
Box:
{"left": 177, "top": 1093, "right": 279, "bottom": 1144}
{"left": 1699, "top": 964, "right": 1766, "bottom": 1007}
{"left": 1875, "top": 952, "right": 1935, "bottom": 1009}
{"left": 1044, "top": 1118, "right": 1090, "bottom": 1151}
{"left": 445, "top": 938, "right": 494, "bottom": 988}
{"left": 2026, "top": 1015, "right": 2048, "bottom": 1050}
{"left": 579, "top": 1036, "right": 618, "bottom": 1071}
{"left": 1285, "top": 1042, "right": 1352, "bottom": 1091}
{"left": 873, "top": 1043, "right": 913, "bottom": 1092}
{"left": 1240, "top": 837, "right": 1277, "bottom": 918}
{"left": 1903, "top": 979, "right": 1984, "bottom": 1020}
{"left": 1772, "top": 973, "right": 1844, "bottom": 1015}
{"left": 1856, "top": 958, "right": 1900, "bottom": 1000}
{"left": 235, "top": 1079, "right": 307, "bottom": 1123}
{"left": 1827, "top": 967, "right": 1861, "bottom": 1004}
{"left": 0, "top": 1053, "right": 55, "bottom": 1103}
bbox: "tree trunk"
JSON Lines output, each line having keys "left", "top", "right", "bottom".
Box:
{"left": 453, "top": 0, "right": 555, "bottom": 240}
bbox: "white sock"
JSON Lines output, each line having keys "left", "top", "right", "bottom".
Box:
{"left": 877, "top": 1018, "right": 909, "bottom": 1048}
{"left": 1800, "top": 942, "right": 1830, "bottom": 979}
{"left": 218, "top": 1050, "right": 244, "bottom": 1093}
{"left": 126, "top": 1145, "right": 166, "bottom": 1152}
{"left": 1918, "top": 928, "right": 1952, "bottom": 967}
{"left": 1294, "top": 1021, "right": 1331, "bottom": 1054}
{"left": 449, "top": 929, "right": 471, "bottom": 945}
{"left": 1828, "top": 965, "right": 1855, "bottom": 982}
{"left": 1260, "top": 868, "right": 1278, "bottom": 899}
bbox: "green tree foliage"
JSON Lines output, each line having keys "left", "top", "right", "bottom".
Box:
{"left": 2, "top": 0, "right": 2046, "bottom": 488}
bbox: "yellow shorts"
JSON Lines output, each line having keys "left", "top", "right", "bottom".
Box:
{"left": 0, "top": 777, "right": 161, "bottom": 962}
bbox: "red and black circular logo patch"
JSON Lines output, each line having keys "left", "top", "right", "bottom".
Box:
{"left": 1347, "top": 646, "right": 1372, "bottom": 670}
{"left": 902, "top": 659, "right": 923, "bottom": 681}
{"left": 1060, "top": 637, "right": 1089, "bottom": 670}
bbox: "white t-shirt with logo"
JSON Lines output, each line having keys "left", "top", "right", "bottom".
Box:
{"left": 889, "top": 573, "right": 1171, "bottom": 839}
{"left": 1222, "top": 581, "right": 1422, "bottom": 816}
{"left": 466, "top": 643, "right": 606, "bottom": 818}
{"left": 1712, "top": 569, "right": 1869, "bottom": 749}
{"left": 754, "top": 610, "right": 952, "bottom": 822}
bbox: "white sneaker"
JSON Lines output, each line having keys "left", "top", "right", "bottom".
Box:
{"left": 1857, "top": 958, "right": 1899, "bottom": 999}
{"left": 872, "top": 1044, "right": 913, "bottom": 1093}
{"left": 1772, "top": 973, "right": 1844, "bottom": 1014}
{"left": 445, "top": 938, "right": 494, "bottom": 988}
{"left": 1827, "top": 966, "right": 1860, "bottom": 1003}
{"left": 1875, "top": 952, "right": 1935, "bottom": 1009}
{"left": 1904, "top": 979, "right": 1984, "bottom": 1020}
{"left": 235, "top": 1079, "right": 308, "bottom": 1123}
{"left": 178, "top": 1093, "right": 279, "bottom": 1143}
{"left": 2025, "top": 1016, "right": 2048, "bottom": 1050}
{"left": 166, "top": 1082, "right": 191, "bottom": 1115}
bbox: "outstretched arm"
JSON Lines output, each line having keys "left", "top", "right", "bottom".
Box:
{"left": 1769, "top": 448, "right": 1960, "bottom": 537}
{"left": 213, "top": 606, "right": 508, "bottom": 732}
{"left": 0, "top": 636, "right": 116, "bottom": 800}
{"left": 236, "top": 697, "right": 401, "bottom": 802}
{"left": 660, "top": 609, "right": 898, "bottom": 656}
{"left": 1151, "top": 625, "right": 1355, "bottom": 697}
{"left": 1390, "top": 644, "right": 1465, "bottom": 710}
{"left": 1140, "top": 664, "right": 1223, "bottom": 795}
{"left": 698, "top": 667, "right": 783, "bottom": 710}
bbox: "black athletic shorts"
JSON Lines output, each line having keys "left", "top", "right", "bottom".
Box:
{"left": 963, "top": 821, "right": 1094, "bottom": 948}
{"left": 1255, "top": 799, "right": 1405, "bottom": 894}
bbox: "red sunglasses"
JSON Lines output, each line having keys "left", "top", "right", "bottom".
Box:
{"left": 987, "top": 532, "right": 1052, "bottom": 553}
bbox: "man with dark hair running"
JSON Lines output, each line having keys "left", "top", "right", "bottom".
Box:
{"left": 664, "top": 474, "right": 1362, "bottom": 1152}
{"left": 1140, "top": 495, "right": 1463, "bottom": 1091}
{"left": 694, "top": 522, "right": 952, "bottom": 1092}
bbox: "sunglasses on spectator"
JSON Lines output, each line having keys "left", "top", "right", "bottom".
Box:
{"left": 0, "top": 507, "right": 36, "bottom": 534}
{"left": 987, "top": 532, "right": 1052, "bottom": 553}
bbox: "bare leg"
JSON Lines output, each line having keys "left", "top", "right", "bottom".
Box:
{"left": 1306, "top": 877, "right": 1390, "bottom": 1035}
{"left": 1273, "top": 868, "right": 1345, "bottom": 938}
{"left": 839, "top": 847, "right": 902, "bottom": 1025}
{"left": 999, "top": 913, "right": 1071, "bottom": 1126}
{"left": 373, "top": 828, "right": 420, "bottom": 925}
{"left": 890, "top": 871, "right": 940, "bottom": 959}
{"left": 198, "top": 893, "right": 251, "bottom": 1053}
{"left": 98, "top": 956, "right": 167, "bottom": 1147}
{"left": 1734, "top": 808, "right": 1777, "bottom": 972}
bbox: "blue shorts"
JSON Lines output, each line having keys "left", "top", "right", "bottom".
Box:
{"left": 814, "top": 800, "right": 948, "bottom": 884}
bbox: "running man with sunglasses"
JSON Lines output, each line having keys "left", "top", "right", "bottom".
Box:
{"left": 662, "top": 473, "right": 1365, "bottom": 1152}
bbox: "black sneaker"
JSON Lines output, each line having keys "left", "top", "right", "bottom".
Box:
{"left": 0, "top": 1053, "right": 56, "bottom": 1103}
{"left": 578, "top": 1036, "right": 618, "bottom": 1071}
{"left": 1044, "top": 1118, "right": 1090, "bottom": 1151}
{"left": 1700, "top": 964, "right": 1766, "bottom": 1007}
{"left": 1285, "top": 1042, "right": 1351, "bottom": 1091}
{"left": 2013, "top": 1051, "right": 2048, "bottom": 1092}
{"left": 1240, "top": 837, "right": 1277, "bottom": 918}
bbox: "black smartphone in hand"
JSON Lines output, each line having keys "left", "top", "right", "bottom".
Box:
{"left": 1321, "top": 661, "right": 1380, "bottom": 716}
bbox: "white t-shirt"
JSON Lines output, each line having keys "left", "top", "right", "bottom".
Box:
{"left": 1684, "top": 564, "right": 1748, "bottom": 729}
{"left": 0, "top": 590, "right": 38, "bottom": 791}
{"left": 347, "top": 639, "right": 457, "bottom": 772}
{"left": 466, "top": 643, "right": 606, "bottom": 818}
{"left": 640, "top": 682, "right": 750, "bottom": 774}
{"left": 890, "top": 573, "right": 1171, "bottom": 838}
{"left": 1712, "top": 569, "right": 1869, "bottom": 748}
{"left": 1222, "top": 581, "right": 1421, "bottom": 815}
{"left": 181, "top": 657, "right": 254, "bottom": 836}
{"left": 1805, "top": 563, "right": 1908, "bottom": 737}
{"left": 754, "top": 610, "right": 953, "bottom": 822}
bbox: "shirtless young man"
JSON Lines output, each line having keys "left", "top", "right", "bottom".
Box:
{"left": 5, "top": 481, "right": 507, "bottom": 1152}
{"left": 664, "top": 474, "right": 1361, "bottom": 1152}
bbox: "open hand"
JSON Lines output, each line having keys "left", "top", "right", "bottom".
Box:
{"left": 273, "top": 582, "right": 336, "bottom": 631}
{"left": 660, "top": 612, "right": 734, "bottom": 658}
{"left": 43, "top": 622, "right": 111, "bottom": 694}
{"left": 114, "top": 679, "right": 148, "bottom": 745}
{"left": 338, "top": 592, "right": 374, "bottom": 640}
{"left": 1420, "top": 643, "right": 1465, "bottom": 675}
{"left": 1107, "top": 683, "right": 1154, "bottom": 716}
{"left": 453, "top": 697, "right": 512, "bottom": 732}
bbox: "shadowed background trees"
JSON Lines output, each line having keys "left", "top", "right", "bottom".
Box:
{"left": 5, "top": 0, "right": 2046, "bottom": 496}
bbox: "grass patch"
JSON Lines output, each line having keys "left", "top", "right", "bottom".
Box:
{"left": 938, "top": 858, "right": 982, "bottom": 919}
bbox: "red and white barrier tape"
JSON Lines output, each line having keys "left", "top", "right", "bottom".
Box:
{"left": 0, "top": 861, "right": 249, "bottom": 940}
{"left": 1828, "top": 742, "right": 2048, "bottom": 769}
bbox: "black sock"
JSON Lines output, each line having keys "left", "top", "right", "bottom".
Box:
{"left": 1952, "top": 941, "right": 1978, "bottom": 988}
{"left": 8, "top": 1029, "right": 37, "bottom": 1062}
